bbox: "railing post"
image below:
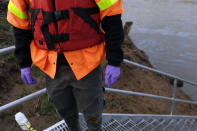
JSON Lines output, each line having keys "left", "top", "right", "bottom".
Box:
{"left": 171, "top": 79, "right": 178, "bottom": 115}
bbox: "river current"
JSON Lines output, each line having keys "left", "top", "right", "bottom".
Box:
{"left": 122, "top": 0, "right": 197, "bottom": 100}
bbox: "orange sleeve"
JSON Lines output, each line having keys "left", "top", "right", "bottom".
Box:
{"left": 98, "top": 0, "right": 124, "bottom": 20}
{"left": 7, "top": 0, "right": 31, "bottom": 30}
{"left": 7, "top": 11, "right": 31, "bottom": 30}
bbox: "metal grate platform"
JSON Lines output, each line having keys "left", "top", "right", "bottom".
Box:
{"left": 44, "top": 113, "right": 197, "bottom": 131}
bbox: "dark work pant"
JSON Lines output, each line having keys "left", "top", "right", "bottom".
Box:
{"left": 45, "top": 64, "right": 104, "bottom": 131}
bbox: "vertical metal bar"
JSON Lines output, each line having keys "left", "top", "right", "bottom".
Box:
{"left": 171, "top": 79, "right": 177, "bottom": 115}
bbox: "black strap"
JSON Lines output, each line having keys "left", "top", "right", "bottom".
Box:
{"left": 42, "top": 10, "right": 69, "bottom": 25}
{"left": 41, "top": 23, "right": 69, "bottom": 50}
{"left": 71, "top": 7, "right": 100, "bottom": 33}
{"left": 84, "top": 6, "right": 99, "bottom": 15}
{"left": 41, "top": 24, "right": 69, "bottom": 50}
{"left": 30, "top": 6, "right": 98, "bottom": 50}
{"left": 51, "top": 34, "right": 69, "bottom": 43}
{"left": 51, "top": 0, "right": 58, "bottom": 31}
{"left": 29, "top": 8, "right": 40, "bottom": 32}
{"left": 52, "top": 0, "right": 56, "bottom": 11}
{"left": 41, "top": 9, "right": 69, "bottom": 50}
{"left": 30, "top": 6, "right": 97, "bottom": 28}
{"left": 41, "top": 24, "right": 55, "bottom": 50}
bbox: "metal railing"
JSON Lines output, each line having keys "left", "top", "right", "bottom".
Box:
{"left": 1, "top": 46, "right": 197, "bottom": 115}
{"left": 0, "top": 45, "right": 15, "bottom": 55}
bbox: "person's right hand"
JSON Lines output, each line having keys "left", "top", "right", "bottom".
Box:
{"left": 105, "top": 65, "right": 120, "bottom": 87}
{"left": 21, "top": 67, "right": 37, "bottom": 85}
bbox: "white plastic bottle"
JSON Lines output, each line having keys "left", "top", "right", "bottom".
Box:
{"left": 15, "top": 112, "right": 31, "bottom": 131}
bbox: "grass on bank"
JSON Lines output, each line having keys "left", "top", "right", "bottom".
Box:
{"left": 0, "top": 17, "right": 10, "bottom": 31}
{"left": 0, "top": 17, "right": 14, "bottom": 48}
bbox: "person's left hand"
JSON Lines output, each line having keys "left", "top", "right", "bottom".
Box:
{"left": 105, "top": 65, "right": 120, "bottom": 87}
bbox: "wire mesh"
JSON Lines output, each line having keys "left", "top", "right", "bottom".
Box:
{"left": 43, "top": 120, "right": 69, "bottom": 131}
{"left": 43, "top": 114, "right": 197, "bottom": 131}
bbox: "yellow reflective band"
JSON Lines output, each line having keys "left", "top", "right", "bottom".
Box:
{"left": 26, "top": 124, "right": 31, "bottom": 128}
{"left": 96, "top": 0, "right": 118, "bottom": 11}
{"left": 8, "top": 0, "right": 28, "bottom": 20}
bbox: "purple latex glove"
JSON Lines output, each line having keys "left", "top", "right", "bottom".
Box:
{"left": 105, "top": 65, "right": 120, "bottom": 87}
{"left": 21, "top": 67, "right": 37, "bottom": 85}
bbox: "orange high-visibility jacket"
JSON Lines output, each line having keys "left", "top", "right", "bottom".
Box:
{"left": 7, "top": 0, "right": 124, "bottom": 80}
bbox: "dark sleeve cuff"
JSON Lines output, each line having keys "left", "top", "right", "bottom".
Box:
{"left": 108, "top": 61, "right": 121, "bottom": 67}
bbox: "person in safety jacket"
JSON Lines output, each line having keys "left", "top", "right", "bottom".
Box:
{"left": 7, "top": 0, "right": 124, "bottom": 130}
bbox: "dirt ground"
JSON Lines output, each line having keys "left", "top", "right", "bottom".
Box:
{"left": 1, "top": 1, "right": 197, "bottom": 131}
